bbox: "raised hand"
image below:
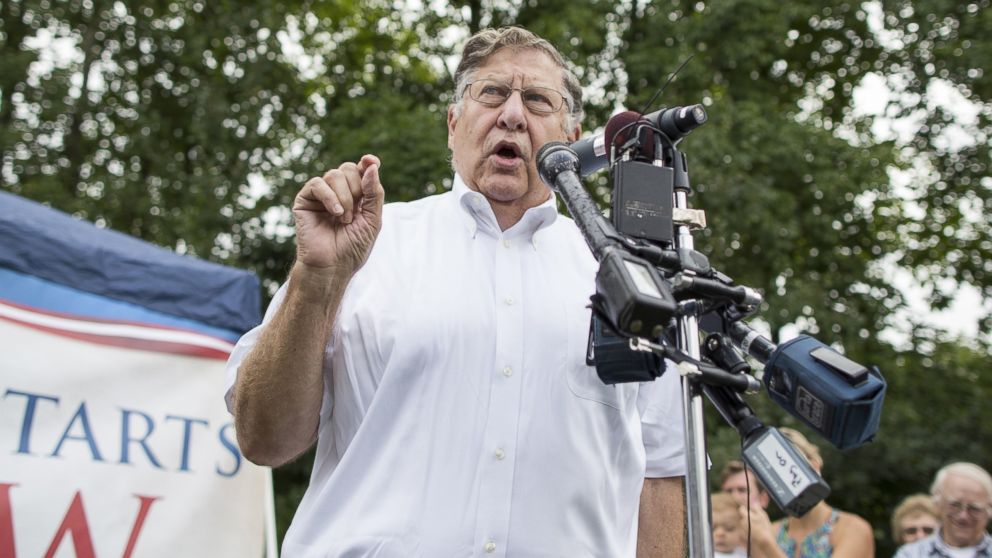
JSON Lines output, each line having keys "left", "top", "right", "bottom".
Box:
{"left": 292, "top": 154, "right": 385, "bottom": 274}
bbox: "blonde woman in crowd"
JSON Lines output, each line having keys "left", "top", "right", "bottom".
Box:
{"left": 890, "top": 494, "right": 939, "bottom": 546}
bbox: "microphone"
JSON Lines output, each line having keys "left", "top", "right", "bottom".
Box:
{"left": 645, "top": 104, "right": 708, "bottom": 144}
{"left": 536, "top": 142, "right": 615, "bottom": 257}
{"left": 569, "top": 105, "right": 707, "bottom": 176}
{"left": 725, "top": 321, "right": 887, "bottom": 450}
{"left": 571, "top": 111, "right": 645, "bottom": 177}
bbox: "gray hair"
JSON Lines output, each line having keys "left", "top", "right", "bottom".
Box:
{"left": 931, "top": 462, "right": 992, "bottom": 501}
{"left": 451, "top": 26, "right": 584, "bottom": 130}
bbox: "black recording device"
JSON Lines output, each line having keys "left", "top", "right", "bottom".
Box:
{"left": 742, "top": 426, "right": 831, "bottom": 516}
{"left": 612, "top": 161, "right": 674, "bottom": 244}
{"left": 586, "top": 316, "right": 664, "bottom": 384}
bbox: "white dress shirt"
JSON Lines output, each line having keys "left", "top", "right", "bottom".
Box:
{"left": 225, "top": 175, "right": 686, "bottom": 557}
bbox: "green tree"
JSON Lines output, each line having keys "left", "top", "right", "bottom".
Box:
{"left": 1, "top": 0, "right": 313, "bottom": 264}
{"left": 878, "top": 0, "right": 992, "bottom": 333}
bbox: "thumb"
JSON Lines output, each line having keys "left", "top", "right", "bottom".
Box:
{"left": 360, "top": 159, "right": 384, "bottom": 216}
{"left": 358, "top": 153, "right": 381, "bottom": 174}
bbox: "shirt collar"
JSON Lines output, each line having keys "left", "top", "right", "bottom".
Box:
{"left": 452, "top": 174, "right": 559, "bottom": 241}
{"left": 929, "top": 531, "right": 992, "bottom": 557}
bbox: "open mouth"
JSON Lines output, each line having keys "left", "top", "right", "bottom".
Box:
{"left": 491, "top": 141, "right": 523, "bottom": 164}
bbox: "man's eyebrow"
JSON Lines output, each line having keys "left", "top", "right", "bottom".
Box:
{"left": 477, "top": 74, "right": 557, "bottom": 89}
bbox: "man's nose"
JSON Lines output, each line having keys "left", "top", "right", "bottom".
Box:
{"left": 497, "top": 90, "right": 528, "bottom": 132}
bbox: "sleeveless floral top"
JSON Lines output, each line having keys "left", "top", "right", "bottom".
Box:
{"left": 775, "top": 509, "right": 839, "bottom": 558}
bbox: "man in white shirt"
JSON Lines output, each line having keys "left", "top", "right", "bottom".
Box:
{"left": 226, "top": 26, "right": 687, "bottom": 557}
{"left": 895, "top": 462, "right": 992, "bottom": 558}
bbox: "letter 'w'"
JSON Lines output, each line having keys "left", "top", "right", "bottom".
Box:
{"left": 0, "top": 484, "right": 160, "bottom": 558}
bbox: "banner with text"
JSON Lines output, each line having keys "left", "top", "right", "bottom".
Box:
{"left": 0, "top": 191, "right": 266, "bottom": 557}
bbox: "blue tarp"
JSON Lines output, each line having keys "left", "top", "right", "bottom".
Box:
{"left": 0, "top": 190, "right": 260, "bottom": 337}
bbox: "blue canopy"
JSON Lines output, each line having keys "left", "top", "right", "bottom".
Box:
{"left": 0, "top": 190, "right": 260, "bottom": 338}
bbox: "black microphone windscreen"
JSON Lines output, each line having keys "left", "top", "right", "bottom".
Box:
{"left": 604, "top": 111, "right": 656, "bottom": 161}
{"left": 604, "top": 111, "right": 643, "bottom": 151}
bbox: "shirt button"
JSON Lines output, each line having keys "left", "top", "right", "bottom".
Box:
{"left": 503, "top": 239, "right": 512, "bottom": 248}
{"left": 495, "top": 448, "right": 506, "bottom": 460}
{"left": 484, "top": 540, "right": 497, "bottom": 553}
{"left": 502, "top": 366, "right": 513, "bottom": 377}
{"left": 503, "top": 296, "right": 514, "bottom": 306}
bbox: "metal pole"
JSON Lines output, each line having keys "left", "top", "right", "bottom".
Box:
{"left": 674, "top": 188, "right": 713, "bottom": 558}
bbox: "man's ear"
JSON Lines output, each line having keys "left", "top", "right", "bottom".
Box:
{"left": 447, "top": 105, "right": 458, "bottom": 150}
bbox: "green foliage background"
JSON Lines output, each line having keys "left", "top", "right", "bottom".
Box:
{"left": 3, "top": 0, "right": 990, "bottom": 555}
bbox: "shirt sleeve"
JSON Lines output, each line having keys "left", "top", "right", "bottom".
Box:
{"left": 223, "top": 282, "right": 290, "bottom": 413}
{"left": 638, "top": 359, "right": 687, "bottom": 478}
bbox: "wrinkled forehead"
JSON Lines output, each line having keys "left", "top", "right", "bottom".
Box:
{"left": 472, "top": 47, "right": 565, "bottom": 88}
{"left": 942, "top": 473, "right": 992, "bottom": 502}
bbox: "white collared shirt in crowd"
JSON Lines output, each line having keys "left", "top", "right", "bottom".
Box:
{"left": 225, "top": 175, "right": 687, "bottom": 557}
{"left": 895, "top": 531, "right": 992, "bottom": 558}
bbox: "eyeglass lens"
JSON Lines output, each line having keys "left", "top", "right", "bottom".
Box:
{"left": 903, "top": 526, "right": 935, "bottom": 535}
{"left": 947, "top": 500, "right": 990, "bottom": 516}
{"left": 468, "top": 80, "right": 564, "bottom": 113}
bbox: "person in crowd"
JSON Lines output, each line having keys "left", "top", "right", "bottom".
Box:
{"left": 224, "top": 26, "right": 688, "bottom": 557}
{"left": 894, "top": 462, "right": 992, "bottom": 557}
{"left": 746, "top": 428, "right": 875, "bottom": 557}
{"left": 714, "top": 491, "right": 748, "bottom": 558}
{"left": 891, "top": 494, "right": 940, "bottom": 546}
{"left": 721, "top": 458, "right": 771, "bottom": 510}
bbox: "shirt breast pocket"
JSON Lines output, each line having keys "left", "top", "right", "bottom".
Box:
{"left": 567, "top": 361, "right": 626, "bottom": 410}
{"left": 565, "top": 306, "right": 630, "bottom": 411}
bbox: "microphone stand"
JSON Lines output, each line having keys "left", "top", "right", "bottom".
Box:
{"left": 665, "top": 145, "right": 714, "bottom": 558}
{"left": 537, "top": 131, "right": 841, "bottom": 557}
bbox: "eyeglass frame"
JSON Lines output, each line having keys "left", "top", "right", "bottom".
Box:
{"left": 461, "top": 78, "right": 573, "bottom": 115}
{"left": 901, "top": 525, "right": 936, "bottom": 536}
{"left": 941, "top": 498, "right": 992, "bottom": 517}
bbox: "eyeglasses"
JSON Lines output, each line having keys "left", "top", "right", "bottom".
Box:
{"left": 944, "top": 500, "right": 991, "bottom": 517}
{"left": 902, "top": 526, "right": 935, "bottom": 536}
{"left": 465, "top": 79, "right": 569, "bottom": 114}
